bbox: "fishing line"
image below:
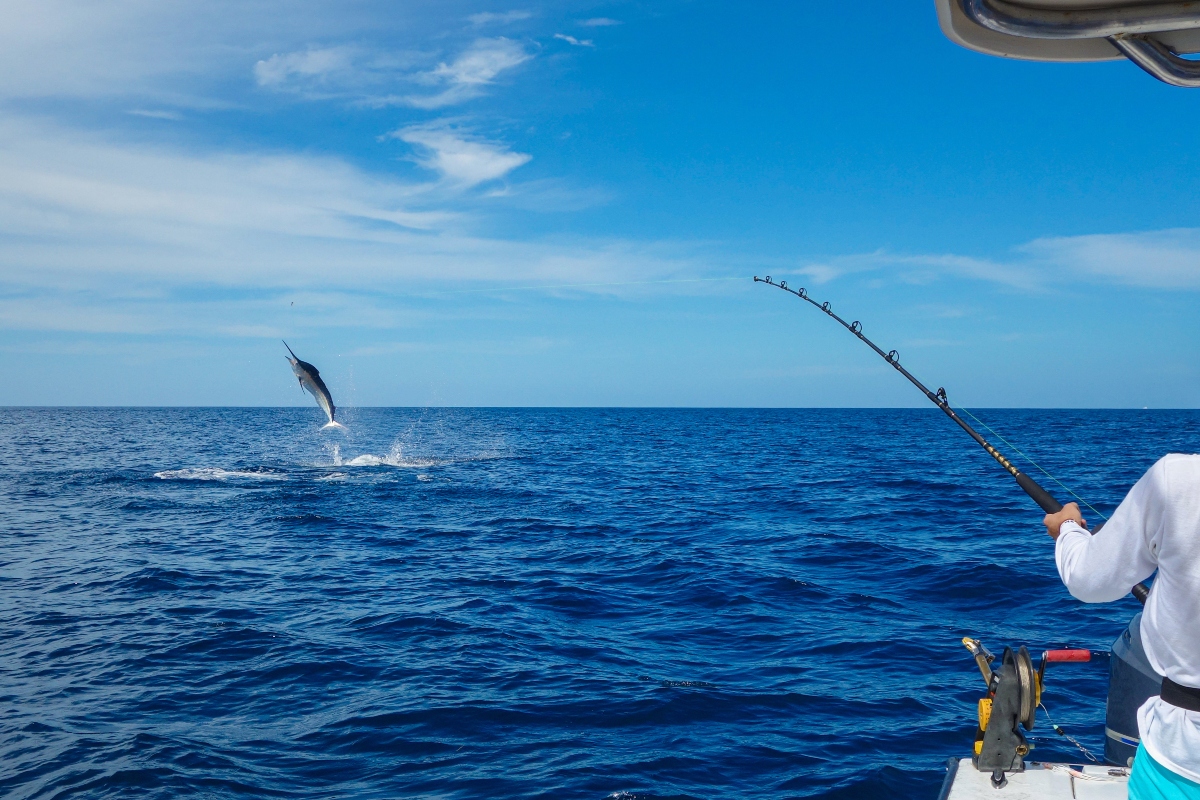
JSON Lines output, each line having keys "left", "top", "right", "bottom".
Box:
{"left": 1038, "top": 702, "right": 1100, "bottom": 763}
{"left": 954, "top": 406, "right": 1109, "bottom": 522}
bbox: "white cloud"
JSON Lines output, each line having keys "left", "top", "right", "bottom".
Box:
{"left": 0, "top": 1, "right": 391, "bottom": 105}
{"left": 773, "top": 230, "right": 1200, "bottom": 293}
{"left": 793, "top": 263, "right": 842, "bottom": 285}
{"left": 393, "top": 124, "right": 531, "bottom": 186}
{"left": 554, "top": 33, "right": 594, "bottom": 47}
{"left": 254, "top": 47, "right": 351, "bottom": 87}
{"left": 0, "top": 3, "right": 529, "bottom": 110}
{"left": 1022, "top": 229, "right": 1200, "bottom": 289}
{"left": 468, "top": 10, "right": 532, "bottom": 26}
{"left": 892, "top": 252, "right": 1040, "bottom": 289}
{"left": 580, "top": 17, "right": 621, "bottom": 27}
{"left": 431, "top": 38, "right": 527, "bottom": 85}
{"left": 127, "top": 108, "right": 182, "bottom": 120}
{"left": 250, "top": 38, "right": 530, "bottom": 108}
{"left": 399, "top": 37, "right": 530, "bottom": 108}
{"left": 0, "top": 116, "right": 454, "bottom": 274}
{"left": 0, "top": 115, "right": 699, "bottom": 341}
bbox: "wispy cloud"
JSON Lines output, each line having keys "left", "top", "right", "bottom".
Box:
{"left": 775, "top": 230, "right": 1200, "bottom": 293}
{"left": 0, "top": 3, "right": 418, "bottom": 108}
{"left": 468, "top": 10, "right": 533, "bottom": 26}
{"left": 392, "top": 123, "right": 531, "bottom": 186}
{"left": 127, "top": 109, "right": 182, "bottom": 120}
{"left": 247, "top": 37, "right": 531, "bottom": 109}
{"left": 0, "top": 116, "right": 454, "bottom": 268}
{"left": 0, "top": 5, "right": 526, "bottom": 109}
{"left": 580, "top": 17, "right": 621, "bottom": 27}
{"left": 399, "top": 38, "right": 531, "bottom": 108}
{"left": 0, "top": 115, "right": 701, "bottom": 340}
{"left": 1021, "top": 229, "right": 1200, "bottom": 289}
{"left": 554, "top": 33, "right": 594, "bottom": 47}
{"left": 775, "top": 250, "right": 1039, "bottom": 291}
{"left": 254, "top": 47, "right": 352, "bottom": 88}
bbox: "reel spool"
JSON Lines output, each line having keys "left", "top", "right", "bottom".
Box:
{"left": 1015, "top": 646, "right": 1038, "bottom": 731}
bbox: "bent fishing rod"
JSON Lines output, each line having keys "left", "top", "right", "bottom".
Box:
{"left": 754, "top": 275, "right": 1150, "bottom": 605}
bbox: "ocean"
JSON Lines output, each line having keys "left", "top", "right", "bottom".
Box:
{"left": 3, "top": 407, "right": 1196, "bottom": 799}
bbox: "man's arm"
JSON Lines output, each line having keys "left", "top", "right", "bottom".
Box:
{"left": 1043, "top": 461, "right": 1164, "bottom": 603}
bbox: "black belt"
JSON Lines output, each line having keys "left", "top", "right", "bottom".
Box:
{"left": 1161, "top": 677, "right": 1200, "bottom": 712}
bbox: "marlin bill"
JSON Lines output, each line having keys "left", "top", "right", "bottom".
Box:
{"left": 283, "top": 341, "right": 343, "bottom": 429}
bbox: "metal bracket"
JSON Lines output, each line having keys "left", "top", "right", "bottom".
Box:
{"left": 1110, "top": 33, "right": 1200, "bottom": 86}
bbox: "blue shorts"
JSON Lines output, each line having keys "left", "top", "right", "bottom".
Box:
{"left": 1130, "top": 743, "right": 1200, "bottom": 800}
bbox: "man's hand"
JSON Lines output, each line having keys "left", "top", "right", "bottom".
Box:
{"left": 1044, "top": 502, "right": 1087, "bottom": 540}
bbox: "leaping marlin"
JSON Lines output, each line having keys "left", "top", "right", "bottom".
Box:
{"left": 283, "top": 341, "right": 343, "bottom": 429}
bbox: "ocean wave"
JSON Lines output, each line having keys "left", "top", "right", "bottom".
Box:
{"left": 153, "top": 468, "right": 287, "bottom": 481}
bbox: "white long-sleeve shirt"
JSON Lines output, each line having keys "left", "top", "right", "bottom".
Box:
{"left": 1056, "top": 453, "right": 1200, "bottom": 782}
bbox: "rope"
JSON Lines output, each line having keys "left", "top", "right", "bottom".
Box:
{"left": 954, "top": 406, "right": 1109, "bottom": 522}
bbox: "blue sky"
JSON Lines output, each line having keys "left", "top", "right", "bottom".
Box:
{"left": 2, "top": 0, "right": 1199, "bottom": 407}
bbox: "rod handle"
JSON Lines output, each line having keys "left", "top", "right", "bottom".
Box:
{"left": 1015, "top": 471, "right": 1062, "bottom": 514}
{"left": 1043, "top": 649, "right": 1091, "bottom": 663}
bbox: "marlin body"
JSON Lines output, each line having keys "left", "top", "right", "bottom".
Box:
{"left": 283, "top": 341, "right": 343, "bottom": 429}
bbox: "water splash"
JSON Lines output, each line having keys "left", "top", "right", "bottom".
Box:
{"left": 344, "top": 442, "right": 439, "bottom": 468}
{"left": 323, "top": 440, "right": 439, "bottom": 469}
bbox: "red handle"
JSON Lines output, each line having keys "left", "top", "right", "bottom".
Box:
{"left": 1044, "top": 649, "right": 1091, "bottom": 663}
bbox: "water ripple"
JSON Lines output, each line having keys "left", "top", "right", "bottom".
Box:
{"left": 2, "top": 407, "right": 1195, "bottom": 798}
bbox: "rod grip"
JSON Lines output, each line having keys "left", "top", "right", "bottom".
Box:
{"left": 1015, "top": 471, "right": 1062, "bottom": 514}
{"left": 1043, "top": 649, "right": 1091, "bottom": 663}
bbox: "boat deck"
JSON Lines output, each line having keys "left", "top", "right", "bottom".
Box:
{"left": 940, "top": 759, "right": 1129, "bottom": 799}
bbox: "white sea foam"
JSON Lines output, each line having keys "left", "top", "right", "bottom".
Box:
{"left": 154, "top": 468, "right": 287, "bottom": 481}
{"left": 316, "top": 472, "right": 348, "bottom": 482}
{"left": 326, "top": 441, "right": 440, "bottom": 469}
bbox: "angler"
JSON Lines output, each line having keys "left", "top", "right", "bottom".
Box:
{"left": 757, "top": 275, "right": 1198, "bottom": 797}
{"left": 1046, "top": 469, "right": 1200, "bottom": 798}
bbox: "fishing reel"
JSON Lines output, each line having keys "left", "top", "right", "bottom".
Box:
{"left": 961, "top": 637, "right": 1090, "bottom": 789}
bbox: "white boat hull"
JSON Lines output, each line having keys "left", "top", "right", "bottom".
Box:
{"left": 940, "top": 759, "right": 1129, "bottom": 800}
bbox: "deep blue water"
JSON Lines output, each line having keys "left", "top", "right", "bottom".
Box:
{"left": 3, "top": 408, "right": 1198, "bottom": 799}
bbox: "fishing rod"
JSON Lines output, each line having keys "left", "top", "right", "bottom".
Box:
{"left": 754, "top": 275, "right": 1150, "bottom": 605}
